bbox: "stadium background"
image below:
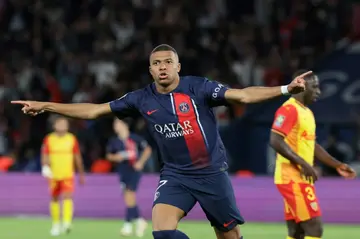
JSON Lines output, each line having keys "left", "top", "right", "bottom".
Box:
{"left": 0, "top": 0, "right": 360, "bottom": 238}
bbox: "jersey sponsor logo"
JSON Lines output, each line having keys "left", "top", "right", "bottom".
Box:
{"left": 212, "top": 83, "right": 224, "bottom": 99}
{"left": 300, "top": 130, "right": 316, "bottom": 140}
{"left": 154, "top": 121, "right": 194, "bottom": 138}
{"left": 274, "top": 115, "right": 285, "bottom": 127}
{"left": 147, "top": 109, "right": 158, "bottom": 115}
{"left": 179, "top": 102, "right": 190, "bottom": 113}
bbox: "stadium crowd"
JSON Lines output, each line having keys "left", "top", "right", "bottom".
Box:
{"left": 0, "top": 0, "right": 359, "bottom": 173}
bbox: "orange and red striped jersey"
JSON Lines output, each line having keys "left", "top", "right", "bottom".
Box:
{"left": 42, "top": 132, "right": 80, "bottom": 180}
{"left": 271, "top": 98, "right": 316, "bottom": 184}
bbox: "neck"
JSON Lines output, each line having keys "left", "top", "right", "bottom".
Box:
{"left": 292, "top": 96, "right": 307, "bottom": 106}
{"left": 155, "top": 75, "right": 180, "bottom": 94}
{"left": 55, "top": 132, "right": 66, "bottom": 137}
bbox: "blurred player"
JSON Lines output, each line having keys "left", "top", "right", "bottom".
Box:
{"left": 12, "top": 44, "right": 309, "bottom": 239}
{"left": 41, "top": 116, "right": 85, "bottom": 236}
{"left": 270, "top": 70, "right": 357, "bottom": 239}
{"left": 106, "top": 118, "right": 152, "bottom": 237}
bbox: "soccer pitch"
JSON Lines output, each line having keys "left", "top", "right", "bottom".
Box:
{"left": 0, "top": 217, "right": 359, "bottom": 239}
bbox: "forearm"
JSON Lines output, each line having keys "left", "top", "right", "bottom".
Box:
{"left": 106, "top": 153, "right": 123, "bottom": 162}
{"left": 75, "top": 155, "right": 85, "bottom": 174}
{"left": 41, "top": 154, "right": 50, "bottom": 166}
{"left": 270, "top": 135, "right": 310, "bottom": 167}
{"left": 315, "top": 143, "right": 342, "bottom": 168}
{"left": 43, "top": 102, "right": 109, "bottom": 119}
{"left": 225, "top": 86, "right": 287, "bottom": 104}
{"left": 138, "top": 147, "right": 152, "bottom": 165}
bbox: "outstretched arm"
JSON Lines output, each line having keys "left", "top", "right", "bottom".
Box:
{"left": 224, "top": 71, "right": 311, "bottom": 104}
{"left": 12, "top": 92, "right": 139, "bottom": 119}
{"left": 44, "top": 102, "right": 111, "bottom": 119}
{"left": 11, "top": 101, "right": 111, "bottom": 119}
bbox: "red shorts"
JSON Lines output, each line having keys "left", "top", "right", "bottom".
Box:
{"left": 276, "top": 182, "right": 321, "bottom": 222}
{"left": 49, "top": 178, "right": 74, "bottom": 197}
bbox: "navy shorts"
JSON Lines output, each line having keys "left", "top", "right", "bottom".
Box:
{"left": 118, "top": 164, "right": 141, "bottom": 191}
{"left": 152, "top": 172, "right": 245, "bottom": 232}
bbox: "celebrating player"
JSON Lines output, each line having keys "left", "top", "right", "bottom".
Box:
{"left": 41, "top": 116, "right": 85, "bottom": 236}
{"left": 106, "top": 118, "right": 152, "bottom": 237}
{"left": 13, "top": 44, "right": 309, "bottom": 239}
{"left": 270, "top": 70, "right": 357, "bottom": 239}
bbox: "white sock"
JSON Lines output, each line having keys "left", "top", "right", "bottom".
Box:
{"left": 123, "top": 222, "right": 132, "bottom": 229}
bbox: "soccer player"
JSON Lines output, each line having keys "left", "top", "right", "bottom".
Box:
{"left": 13, "top": 44, "right": 309, "bottom": 239}
{"left": 41, "top": 116, "right": 85, "bottom": 236}
{"left": 270, "top": 70, "right": 357, "bottom": 239}
{"left": 106, "top": 118, "right": 152, "bottom": 237}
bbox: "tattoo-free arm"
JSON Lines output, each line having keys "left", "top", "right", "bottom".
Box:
{"left": 314, "top": 143, "right": 342, "bottom": 168}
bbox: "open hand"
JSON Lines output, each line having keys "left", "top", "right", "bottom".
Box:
{"left": 300, "top": 163, "right": 318, "bottom": 183}
{"left": 11, "top": 100, "right": 46, "bottom": 116}
{"left": 287, "top": 71, "right": 313, "bottom": 94}
{"left": 134, "top": 161, "right": 144, "bottom": 171}
{"left": 336, "top": 163, "right": 357, "bottom": 179}
{"left": 79, "top": 175, "right": 86, "bottom": 185}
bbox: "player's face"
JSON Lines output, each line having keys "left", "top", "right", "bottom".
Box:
{"left": 54, "top": 118, "right": 69, "bottom": 134}
{"left": 304, "top": 76, "right": 321, "bottom": 104}
{"left": 113, "top": 119, "right": 129, "bottom": 138}
{"left": 149, "top": 51, "right": 181, "bottom": 87}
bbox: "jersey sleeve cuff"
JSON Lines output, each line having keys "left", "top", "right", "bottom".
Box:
{"left": 271, "top": 129, "right": 287, "bottom": 137}
{"left": 219, "top": 85, "right": 229, "bottom": 99}
{"left": 109, "top": 100, "right": 116, "bottom": 113}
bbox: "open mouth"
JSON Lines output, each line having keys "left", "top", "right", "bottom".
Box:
{"left": 159, "top": 73, "right": 168, "bottom": 79}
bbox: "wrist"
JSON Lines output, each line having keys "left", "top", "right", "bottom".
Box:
{"left": 281, "top": 85, "right": 290, "bottom": 95}
{"left": 335, "top": 162, "right": 344, "bottom": 169}
{"left": 42, "top": 102, "right": 52, "bottom": 112}
{"left": 298, "top": 160, "right": 311, "bottom": 168}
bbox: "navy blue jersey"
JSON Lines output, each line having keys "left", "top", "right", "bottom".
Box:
{"left": 110, "top": 76, "right": 229, "bottom": 176}
{"left": 106, "top": 133, "right": 148, "bottom": 167}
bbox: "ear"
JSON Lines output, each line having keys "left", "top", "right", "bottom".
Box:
{"left": 177, "top": 63, "right": 181, "bottom": 73}
{"left": 149, "top": 66, "right": 152, "bottom": 74}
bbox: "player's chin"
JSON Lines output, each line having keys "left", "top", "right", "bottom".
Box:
{"left": 312, "top": 94, "right": 321, "bottom": 101}
{"left": 311, "top": 97, "right": 319, "bottom": 103}
{"left": 156, "top": 77, "right": 172, "bottom": 86}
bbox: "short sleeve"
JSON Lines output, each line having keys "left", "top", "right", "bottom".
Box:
{"left": 73, "top": 137, "right": 80, "bottom": 154}
{"left": 202, "top": 78, "right": 229, "bottom": 107}
{"left": 106, "top": 139, "right": 116, "bottom": 154}
{"left": 41, "top": 136, "right": 49, "bottom": 154}
{"left": 133, "top": 135, "right": 148, "bottom": 150}
{"left": 109, "top": 91, "right": 140, "bottom": 118}
{"left": 271, "top": 104, "right": 298, "bottom": 136}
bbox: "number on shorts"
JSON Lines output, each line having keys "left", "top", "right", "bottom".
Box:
{"left": 156, "top": 180, "right": 168, "bottom": 192}
{"left": 305, "top": 186, "right": 316, "bottom": 201}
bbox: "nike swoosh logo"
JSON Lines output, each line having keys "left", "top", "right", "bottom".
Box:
{"left": 223, "top": 219, "right": 235, "bottom": 228}
{"left": 147, "top": 109, "right": 158, "bottom": 115}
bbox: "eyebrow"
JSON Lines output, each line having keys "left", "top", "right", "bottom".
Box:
{"left": 152, "top": 58, "right": 173, "bottom": 62}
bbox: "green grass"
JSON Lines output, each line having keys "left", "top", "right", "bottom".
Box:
{"left": 0, "top": 217, "right": 359, "bottom": 239}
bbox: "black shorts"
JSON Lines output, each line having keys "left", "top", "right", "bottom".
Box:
{"left": 153, "top": 172, "right": 245, "bottom": 232}
{"left": 118, "top": 164, "right": 141, "bottom": 191}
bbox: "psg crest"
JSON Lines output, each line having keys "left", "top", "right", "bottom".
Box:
{"left": 179, "top": 102, "right": 190, "bottom": 113}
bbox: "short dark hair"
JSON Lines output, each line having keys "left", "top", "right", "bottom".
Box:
{"left": 292, "top": 69, "right": 316, "bottom": 81}
{"left": 151, "top": 44, "right": 177, "bottom": 55}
